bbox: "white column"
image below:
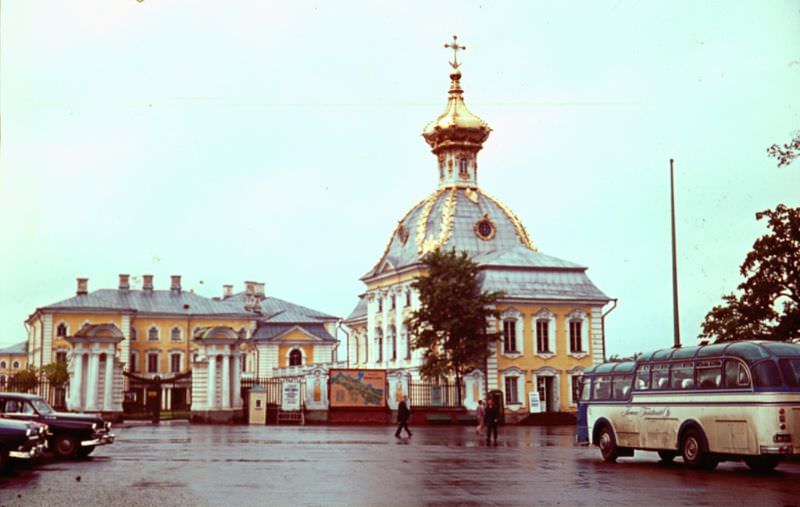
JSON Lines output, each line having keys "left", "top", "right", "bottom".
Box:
{"left": 103, "top": 353, "right": 114, "bottom": 411}
{"left": 232, "top": 349, "right": 242, "bottom": 409}
{"left": 69, "top": 351, "right": 84, "bottom": 411}
{"left": 221, "top": 352, "right": 231, "bottom": 409}
{"left": 395, "top": 289, "right": 403, "bottom": 363}
{"left": 85, "top": 351, "right": 100, "bottom": 411}
{"left": 207, "top": 354, "right": 217, "bottom": 409}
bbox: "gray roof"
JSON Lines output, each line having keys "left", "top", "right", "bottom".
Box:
{"left": 38, "top": 289, "right": 339, "bottom": 322}
{"left": 224, "top": 293, "right": 338, "bottom": 323}
{"left": 252, "top": 323, "right": 336, "bottom": 343}
{"left": 345, "top": 298, "right": 367, "bottom": 322}
{"left": 0, "top": 341, "right": 26, "bottom": 355}
{"left": 480, "top": 268, "right": 609, "bottom": 302}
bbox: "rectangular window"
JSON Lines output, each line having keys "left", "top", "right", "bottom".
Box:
{"left": 634, "top": 365, "right": 651, "bottom": 390}
{"left": 55, "top": 351, "right": 67, "bottom": 364}
{"left": 569, "top": 320, "right": 583, "bottom": 353}
{"left": 503, "top": 320, "right": 518, "bottom": 353}
{"left": 377, "top": 337, "right": 383, "bottom": 362}
{"left": 536, "top": 320, "right": 549, "bottom": 353}
{"left": 391, "top": 295, "right": 396, "bottom": 310}
{"left": 504, "top": 376, "right": 519, "bottom": 404}
{"left": 170, "top": 354, "right": 181, "bottom": 373}
{"left": 241, "top": 354, "right": 247, "bottom": 373}
{"left": 612, "top": 375, "right": 632, "bottom": 400}
{"left": 592, "top": 375, "right": 612, "bottom": 400}
{"left": 147, "top": 353, "right": 159, "bottom": 373}
{"left": 171, "top": 328, "right": 181, "bottom": 341}
{"left": 651, "top": 364, "right": 670, "bottom": 389}
{"left": 671, "top": 362, "right": 695, "bottom": 389}
{"left": 405, "top": 291, "right": 411, "bottom": 307}
{"left": 129, "top": 353, "right": 138, "bottom": 373}
{"left": 572, "top": 375, "right": 583, "bottom": 404}
{"left": 148, "top": 327, "right": 159, "bottom": 341}
{"left": 697, "top": 360, "right": 723, "bottom": 389}
{"left": 391, "top": 333, "right": 397, "bottom": 361}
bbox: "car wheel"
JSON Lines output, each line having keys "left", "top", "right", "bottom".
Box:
{"left": 658, "top": 450, "right": 678, "bottom": 463}
{"left": 744, "top": 456, "right": 780, "bottom": 472}
{"left": 681, "top": 428, "right": 717, "bottom": 470}
{"left": 76, "top": 446, "right": 95, "bottom": 458}
{"left": 598, "top": 425, "right": 619, "bottom": 463}
{"left": 53, "top": 435, "right": 79, "bottom": 459}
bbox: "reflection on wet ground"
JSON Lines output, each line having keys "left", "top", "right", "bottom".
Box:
{"left": 1, "top": 423, "right": 798, "bottom": 507}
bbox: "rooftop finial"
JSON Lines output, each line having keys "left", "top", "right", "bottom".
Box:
{"left": 444, "top": 35, "right": 466, "bottom": 69}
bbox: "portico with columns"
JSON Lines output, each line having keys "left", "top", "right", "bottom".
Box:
{"left": 190, "top": 327, "right": 243, "bottom": 423}
{"left": 66, "top": 324, "right": 124, "bottom": 415}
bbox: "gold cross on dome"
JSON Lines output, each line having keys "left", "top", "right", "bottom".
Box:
{"left": 444, "top": 35, "right": 466, "bottom": 69}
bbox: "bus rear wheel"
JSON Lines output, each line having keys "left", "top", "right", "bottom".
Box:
{"left": 681, "top": 428, "right": 717, "bottom": 470}
{"left": 598, "top": 426, "right": 619, "bottom": 463}
{"left": 744, "top": 456, "right": 780, "bottom": 472}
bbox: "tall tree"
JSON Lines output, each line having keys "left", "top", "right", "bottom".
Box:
{"left": 767, "top": 133, "right": 800, "bottom": 167}
{"left": 701, "top": 204, "right": 800, "bottom": 342}
{"left": 407, "top": 248, "right": 503, "bottom": 399}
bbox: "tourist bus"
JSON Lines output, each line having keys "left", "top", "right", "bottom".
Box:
{"left": 576, "top": 340, "right": 800, "bottom": 471}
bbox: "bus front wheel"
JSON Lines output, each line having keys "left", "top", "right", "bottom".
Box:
{"left": 598, "top": 426, "right": 619, "bottom": 463}
{"left": 681, "top": 428, "right": 717, "bottom": 470}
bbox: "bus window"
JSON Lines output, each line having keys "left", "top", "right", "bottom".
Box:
{"left": 671, "top": 361, "right": 695, "bottom": 389}
{"left": 724, "top": 360, "right": 751, "bottom": 388}
{"left": 697, "top": 360, "right": 722, "bottom": 388}
{"left": 779, "top": 359, "right": 800, "bottom": 387}
{"left": 651, "top": 364, "right": 670, "bottom": 390}
{"left": 612, "top": 375, "right": 632, "bottom": 400}
{"left": 580, "top": 377, "right": 592, "bottom": 401}
{"left": 634, "top": 365, "right": 650, "bottom": 390}
{"left": 593, "top": 375, "right": 612, "bottom": 400}
{"left": 752, "top": 360, "right": 782, "bottom": 388}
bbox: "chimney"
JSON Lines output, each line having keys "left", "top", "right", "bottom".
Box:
{"left": 143, "top": 274, "right": 154, "bottom": 292}
{"left": 76, "top": 278, "right": 88, "bottom": 296}
{"left": 244, "top": 281, "right": 256, "bottom": 311}
{"left": 170, "top": 275, "right": 182, "bottom": 294}
{"left": 118, "top": 274, "right": 130, "bottom": 291}
{"left": 245, "top": 281, "right": 256, "bottom": 296}
{"left": 254, "top": 282, "right": 266, "bottom": 299}
{"left": 223, "top": 285, "right": 233, "bottom": 298}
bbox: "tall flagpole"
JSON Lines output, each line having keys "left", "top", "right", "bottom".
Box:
{"left": 670, "top": 159, "right": 681, "bottom": 348}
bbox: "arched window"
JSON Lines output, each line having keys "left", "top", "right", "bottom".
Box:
{"left": 12, "top": 361, "right": 20, "bottom": 369}
{"left": 171, "top": 327, "right": 182, "bottom": 341}
{"left": 289, "top": 349, "right": 303, "bottom": 366}
{"left": 0, "top": 361, "right": 6, "bottom": 369}
{"left": 56, "top": 322, "right": 68, "bottom": 337}
{"left": 459, "top": 158, "right": 468, "bottom": 177}
{"left": 148, "top": 326, "right": 159, "bottom": 341}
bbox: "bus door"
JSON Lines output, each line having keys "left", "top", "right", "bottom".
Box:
{"left": 575, "top": 376, "right": 590, "bottom": 445}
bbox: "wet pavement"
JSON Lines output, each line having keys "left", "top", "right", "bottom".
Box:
{"left": 1, "top": 423, "right": 798, "bottom": 507}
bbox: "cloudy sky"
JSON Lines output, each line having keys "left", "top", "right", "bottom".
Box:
{"left": 1, "top": 1, "right": 798, "bottom": 358}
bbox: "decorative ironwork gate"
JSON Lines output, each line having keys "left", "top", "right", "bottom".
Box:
{"left": 123, "top": 371, "right": 192, "bottom": 422}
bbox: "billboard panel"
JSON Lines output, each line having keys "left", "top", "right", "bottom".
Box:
{"left": 329, "top": 369, "right": 386, "bottom": 408}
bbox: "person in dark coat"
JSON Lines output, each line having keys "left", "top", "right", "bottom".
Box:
{"left": 484, "top": 397, "right": 499, "bottom": 444}
{"left": 395, "top": 395, "right": 412, "bottom": 438}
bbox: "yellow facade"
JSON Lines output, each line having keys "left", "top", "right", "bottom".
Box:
{"left": 277, "top": 328, "right": 317, "bottom": 367}
{"left": 0, "top": 351, "right": 26, "bottom": 380}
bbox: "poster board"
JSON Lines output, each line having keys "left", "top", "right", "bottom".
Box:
{"left": 329, "top": 369, "right": 386, "bottom": 408}
{"left": 282, "top": 381, "right": 301, "bottom": 411}
{"left": 528, "top": 391, "right": 542, "bottom": 413}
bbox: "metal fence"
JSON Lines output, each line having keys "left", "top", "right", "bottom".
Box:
{"left": 240, "top": 377, "right": 307, "bottom": 406}
{"left": 408, "top": 380, "right": 464, "bottom": 408}
{"left": 0, "top": 379, "right": 68, "bottom": 410}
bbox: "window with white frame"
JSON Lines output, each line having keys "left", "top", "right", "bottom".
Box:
{"left": 12, "top": 361, "right": 19, "bottom": 369}
{"left": 56, "top": 322, "right": 68, "bottom": 337}
{"left": 405, "top": 290, "right": 411, "bottom": 307}
{"left": 389, "top": 326, "right": 397, "bottom": 361}
{"left": 568, "top": 311, "right": 589, "bottom": 354}
{"left": 534, "top": 309, "right": 556, "bottom": 355}
{"left": 170, "top": 352, "right": 182, "bottom": 373}
{"left": 377, "top": 297, "right": 383, "bottom": 313}
{"left": 147, "top": 353, "right": 159, "bottom": 373}
{"left": 390, "top": 295, "right": 396, "bottom": 310}
{"left": 376, "top": 328, "right": 383, "bottom": 362}
{"left": 148, "top": 326, "right": 159, "bottom": 341}
{"left": 504, "top": 376, "right": 520, "bottom": 404}
{"left": 503, "top": 319, "right": 518, "bottom": 354}
{"left": 0, "top": 361, "right": 6, "bottom": 369}
{"left": 170, "top": 327, "right": 182, "bottom": 341}
{"left": 129, "top": 351, "right": 139, "bottom": 373}
{"left": 403, "top": 325, "right": 411, "bottom": 360}
{"left": 289, "top": 349, "right": 302, "bottom": 366}
{"left": 130, "top": 327, "right": 137, "bottom": 341}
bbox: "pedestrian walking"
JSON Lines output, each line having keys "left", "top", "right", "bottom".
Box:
{"left": 395, "top": 395, "right": 412, "bottom": 438}
{"left": 475, "top": 399, "right": 485, "bottom": 435}
{"left": 484, "top": 397, "right": 499, "bottom": 445}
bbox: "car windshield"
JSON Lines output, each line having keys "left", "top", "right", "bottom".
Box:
{"left": 30, "top": 398, "right": 54, "bottom": 415}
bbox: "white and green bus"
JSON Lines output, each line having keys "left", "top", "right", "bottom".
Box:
{"left": 576, "top": 341, "right": 800, "bottom": 471}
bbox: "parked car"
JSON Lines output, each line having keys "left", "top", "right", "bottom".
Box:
{"left": 0, "top": 417, "right": 47, "bottom": 470}
{"left": 0, "top": 393, "right": 114, "bottom": 458}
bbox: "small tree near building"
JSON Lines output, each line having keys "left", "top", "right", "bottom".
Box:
{"left": 9, "top": 366, "right": 39, "bottom": 392}
{"left": 701, "top": 204, "right": 800, "bottom": 342}
{"left": 407, "top": 248, "right": 503, "bottom": 403}
{"left": 43, "top": 362, "right": 70, "bottom": 386}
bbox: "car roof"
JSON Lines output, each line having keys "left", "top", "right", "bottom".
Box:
{"left": 0, "top": 392, "right": 42, "bottom": 400}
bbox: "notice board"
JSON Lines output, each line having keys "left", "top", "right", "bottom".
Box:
{"left": 329, "top": 369, "right": 386, "bottom": 408}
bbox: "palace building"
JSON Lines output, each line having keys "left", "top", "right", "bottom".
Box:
{"left": 343, "top": 38, "right": 612, "bottom": 421}
{"left": 25, "top": 275, "right": 338, "bottom": 418}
